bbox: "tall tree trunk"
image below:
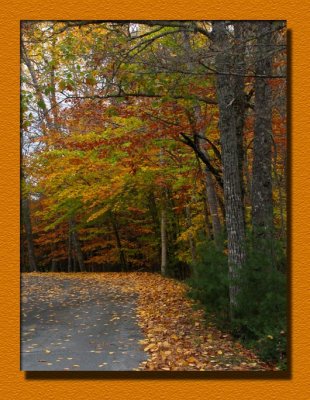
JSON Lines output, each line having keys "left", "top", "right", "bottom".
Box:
{"left": 22, "top": 198, "right": 37, "bottom": 272}
{"left": 213, "top": 21, "right": 246, "bottom": 316}
{"left": 252, "top": 21, "right": 274, "bottom": 248}
{"left": 71, "top": 219, "right": 86, "bottom": 272}
{"left": 183, "top": 31, "right": 222, "bottom": 245}
{"left": 232, "top": 22, "right": 248, "bottom": 223}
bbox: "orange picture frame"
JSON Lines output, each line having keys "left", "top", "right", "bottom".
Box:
{"left": 0, "top": 1, "right": 309, "bottom": 399}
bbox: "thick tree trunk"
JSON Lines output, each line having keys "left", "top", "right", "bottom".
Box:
{"left": 232, "top": 22, "right": 247, "bottom": 222}
{"left": 22, "top": 198, "right": 37, "bottom": 272}
{"left": 252, "top": 22, "right": 274, "bottom": 246}
{"left": 213, "top": 21, "right": 246, "bottom": 315}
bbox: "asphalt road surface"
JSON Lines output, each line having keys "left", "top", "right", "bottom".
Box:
{"left": 21, "top": 275, "right": 148, "bottom": 371}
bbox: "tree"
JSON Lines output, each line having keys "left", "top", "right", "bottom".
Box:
{"left": 212, "top": 21, "right": 246, "bottom": 314}
{"left": 20, "top": 20, "right": 287, "bottom": 314}
{"left": 252, "top": 21, "right": 274, "bottom": 249}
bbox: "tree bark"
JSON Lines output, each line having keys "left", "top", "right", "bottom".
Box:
{"left": 213, "top": 21, "right": 246, "bottom": 315}
{"left": 252, "top": 22, "right": 274, "bottom": 245}
{"left": 232, "top": 22, "right": 248, "bottom": 226}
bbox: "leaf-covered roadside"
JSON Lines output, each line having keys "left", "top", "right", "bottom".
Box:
{"left": 86, "top": 272, "right": 271, "bottom": 371}
{"left": 23, "top": 272, "right": 273, "bottom": 371}
{"left": 121, "top": 273, "right": 273, "bottom": 371}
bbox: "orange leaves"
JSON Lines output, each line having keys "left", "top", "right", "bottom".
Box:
{"left": 23, "top": 272, "right": 274, "bottom": 371}
{"left": 103, "top": 272, "right": 271, "bottom": 372}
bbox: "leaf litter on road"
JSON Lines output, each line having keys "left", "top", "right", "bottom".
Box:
{"left": 22, "top": 272, "right": 274, "bottom": 371}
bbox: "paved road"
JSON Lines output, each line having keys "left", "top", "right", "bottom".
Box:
{"left": 21, "top": 275, "right": 148, "bottom": 371}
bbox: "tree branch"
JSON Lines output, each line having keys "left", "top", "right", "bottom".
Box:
{"left": 179, "top": 132, "right": 223, "bottom": 187}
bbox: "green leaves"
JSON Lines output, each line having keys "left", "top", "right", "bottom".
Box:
{"left": 44, "top": 86, "right": 55, "bottom": 96}
{"left": 37, "top": 99, "right": 46, "bottom": 109}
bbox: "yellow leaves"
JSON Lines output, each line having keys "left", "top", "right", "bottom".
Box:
{"left": 144, "top": 343, "right": 157, "bottom": 352}
{"left": 104, "top": 272, "right": 269, "bottom": 372}
{"left": 22, "top": 272, "right": 270, "bottom": 372}
{"left": 110, "top": 316, "right": 120, "bottom": 322}
{"left": 187, "top": 356, "right": 198, "bottom": 363}
{"left": 87, "top": 205, "right": 110, "bottom": 222}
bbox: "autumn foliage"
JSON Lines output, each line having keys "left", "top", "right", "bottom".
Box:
{"left": 21, "top": 21, "right": 287, "bottom": 368}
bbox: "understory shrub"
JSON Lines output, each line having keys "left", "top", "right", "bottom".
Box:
{"left": 187, "top": 239, "right": 230, "bottom": 323}
{"left": 187, "top": 236, "right": 287, "bottom": 368}
{"left": 233, "top": 239, "right": 287, "bottom": 367}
